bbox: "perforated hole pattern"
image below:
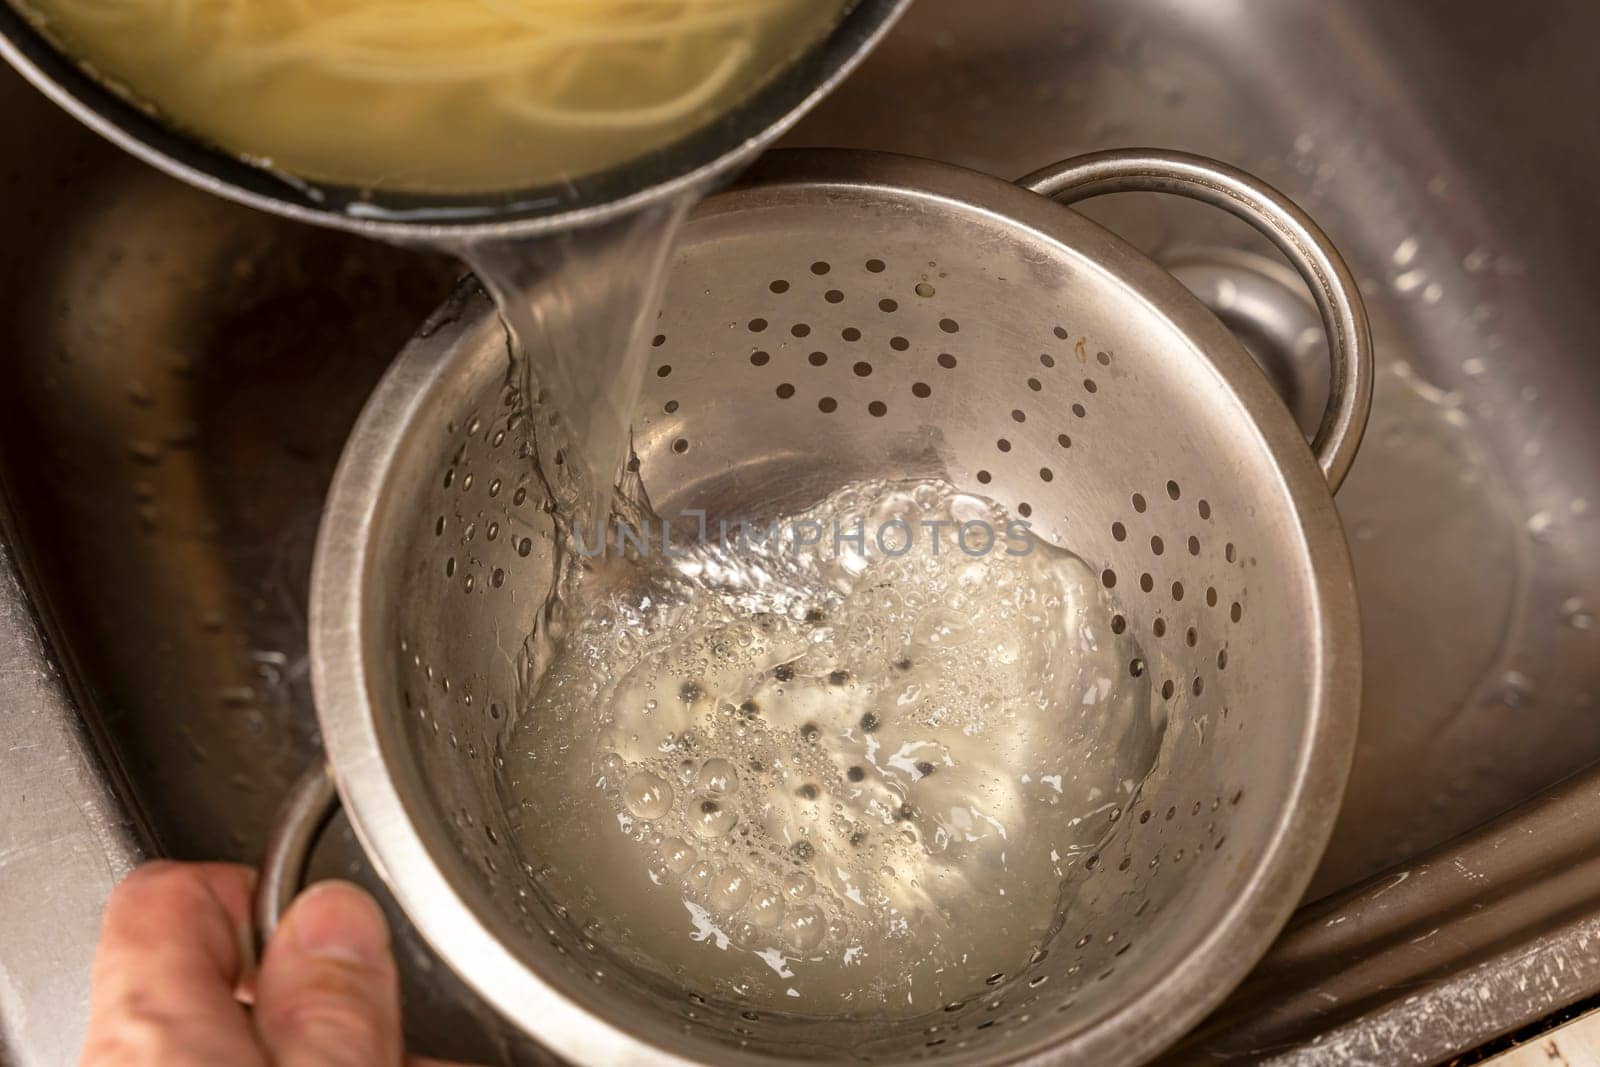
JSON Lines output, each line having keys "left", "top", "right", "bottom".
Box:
{"left": 369, "top": 185, "right": 1320, "bottom": 1064}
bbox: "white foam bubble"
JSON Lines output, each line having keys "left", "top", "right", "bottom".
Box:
{"left": 501, "top": 480, "right": 1159, "bottom": 1017}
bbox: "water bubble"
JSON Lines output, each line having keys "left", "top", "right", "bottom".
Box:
{"left": 782, "top": 872, "right": 816, "bottom": 901}
{"left": 913, "top": 608, "right": 972, "bottom": 647}
{"left": 711, "top": 868, "right": 753, "bottom": 912}
{"left": 696, "top": 758, "right": 740, "bottom": 796}
{"left": 660, "top": 838, "right": 697, "bottom": 875}
{"left": 623, "top": 772, "right": 673, "bottom": 820}
{"left": 783, "top": 905, "right": 826, "bottom": 953}
{"left": 748, "top": 888, "right": 786, "bottom": 929}
{"left": 687, "top": 861, "right": 715, "bottom": 892}
{"left": 692, "top": 799, "right": 738, "bottom": 838}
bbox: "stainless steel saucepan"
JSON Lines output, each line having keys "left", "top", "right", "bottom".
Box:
{"left": 0, "top": 0, "right": 910, "bottom": 240}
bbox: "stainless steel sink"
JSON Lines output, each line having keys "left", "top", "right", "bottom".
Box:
{"left": 3, "top": 1, "right": 1598, "bottom": 1063}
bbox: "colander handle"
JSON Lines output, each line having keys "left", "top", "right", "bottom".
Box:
{"left": 253, "top": 759, "right": 340, "bottom": 949}
{"left": 1019, "top": 149, "right": 1373, "bottom": 493}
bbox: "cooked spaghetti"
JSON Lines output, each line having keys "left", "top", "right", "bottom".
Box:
{"left": 15, "top": 0, "right": 849, "bottom": 193}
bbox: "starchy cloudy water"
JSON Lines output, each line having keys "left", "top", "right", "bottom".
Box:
{"left": 500, "top": 479, "right": 1161, "bottom": 1017}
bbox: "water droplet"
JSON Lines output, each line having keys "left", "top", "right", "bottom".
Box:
{"left": 1526, "top": 510, "right": 1556, "bottom": 543}
{"left": 1497, "top": 670, "right": 1537, "bottom": 708}
{"left": 1393, "top": 268, "right": 1427, "bottom": 293}
{"left": 1561, "top": 597, "right": 1595, "bottom": 632}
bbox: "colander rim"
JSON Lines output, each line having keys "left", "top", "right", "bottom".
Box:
{"left": 309, "top": 148, "right": 1361, "bottom": 1066}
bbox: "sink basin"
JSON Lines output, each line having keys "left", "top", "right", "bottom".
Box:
{"left": 2, "top": 1, "right": 1597, "bottom": 1063}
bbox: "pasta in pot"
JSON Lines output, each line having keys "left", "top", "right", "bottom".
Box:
{"left": 13, "top": 0, "right": 850, "bottom": 193}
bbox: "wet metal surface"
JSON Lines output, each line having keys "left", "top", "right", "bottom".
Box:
{"left": 0, "top": 530, "right": 141, "bottom": 1062}
{"left": 788, "top": 0, "right": 1600, "bottom": 897}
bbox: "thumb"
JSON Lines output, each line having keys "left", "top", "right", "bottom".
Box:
{"left": 254, "top": 880, "right": 403, "bottom": 1067}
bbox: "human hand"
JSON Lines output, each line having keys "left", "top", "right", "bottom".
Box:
{"left": 81, "top": 860, "right": 467, "bottom": 1066}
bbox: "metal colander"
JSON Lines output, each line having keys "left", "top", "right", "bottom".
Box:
{"left": 265, "top": 148, "right": 1371, "bottom": 1066}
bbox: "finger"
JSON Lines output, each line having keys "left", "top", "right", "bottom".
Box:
{"left": 81, "top": 861, "right": 266, "bottom": 1067}
{"left": 254, "top": 880, "right": 403, "bottom": 1067}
